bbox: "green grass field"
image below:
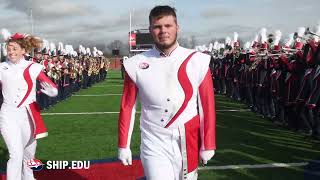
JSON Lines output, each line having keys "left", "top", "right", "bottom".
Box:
{"left": 0, "top": 70, "right": 320, "bottom": 179}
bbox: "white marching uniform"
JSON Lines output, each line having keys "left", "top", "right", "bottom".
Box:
{"left": 0, "top": 59, "right": 58, "bottom": 180}
{"left": 118, "top": 45, "right": 216, "bottom": 180}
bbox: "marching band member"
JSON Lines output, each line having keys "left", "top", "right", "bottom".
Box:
{"left": 31, "top": 49, "right": 42, "bottom": 63}
{"left": 118, "top": 6, "right": 216, "bottom": 180}
{"left": 0, "top": 33, "right": 58, "bottom": 180}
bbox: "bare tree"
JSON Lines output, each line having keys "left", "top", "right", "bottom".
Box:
{"left": 105, "top": 40, "right": 129, "bottom": 56}
{"left": 190, "top": 35, "right": 197, "bottom": 49}
{"left": 178, "top": 35, "right": 197, "bottom": 49}
{"left": 107, "top": 40, "right": 122, "bottom": 50}
{"left": 177, "top": 37, "right": 190, "bottom": 48}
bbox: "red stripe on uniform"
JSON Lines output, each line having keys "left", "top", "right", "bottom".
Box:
{"left": 165, "top": 52, "right": 196, "bottom": 128}
{"left": 37, "top": 71, "right": 57, "bottom": 88}
{"left": 17, "top": 63, "right": 33, "bottom": 108}
{"left": 199, "top": 70, "right": 216, "bottom": 150}
{"left": 184, "top": 115, "right": 200, "bottom": 172}
{"left": 28, "top": 102, "right": 48, "bottom": 139}
{"left": 118, "top": 73, "right": 138, "bottom": 148}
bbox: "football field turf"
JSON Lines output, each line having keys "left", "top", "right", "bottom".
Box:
{"left": 0, "top": 70, "right": 319, "bottom": 179}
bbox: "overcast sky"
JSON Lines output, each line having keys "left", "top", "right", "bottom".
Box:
{"left": 0, "top": 0, "right": 319, "bottom": 50}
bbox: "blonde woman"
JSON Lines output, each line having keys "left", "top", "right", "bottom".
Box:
{"left": 0, "top": 33, "right": 58, "bottom": 180}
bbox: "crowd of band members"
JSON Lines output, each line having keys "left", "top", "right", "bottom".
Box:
{"left": 26, "top": 50, "right": 111, "bottom": 110}
{"left": 204, "top": 27, "right": 320, "bottom": 139}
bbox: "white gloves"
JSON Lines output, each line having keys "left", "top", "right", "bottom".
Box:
{"left": 118, "top": 148, "right": 132, "bottom": 165}
{"left": 40, "top": 82, "right": 58, "bottom": 97}
{"left": 200, "top": 150, "right": 215, "bottom": 165}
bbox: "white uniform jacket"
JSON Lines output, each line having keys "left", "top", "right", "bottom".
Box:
{"left": 0, "top": 59, "right": 57, "bottom": 139}
{"left": 118, "top": 46, "right": 216, "bottom": 173}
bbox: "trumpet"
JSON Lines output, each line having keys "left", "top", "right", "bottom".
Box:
{"left": 264, "top": 53, "right": 284, "bottom": 58}
{"left": 282, "top": 47, "right": 299, "bottom": 52}
{"left": 88, "top": 65, "right": 93, "bottom": 76}
{"left": 249, "top": 53, "right": 268, "bottom": 58}
{"left": 71, "top": 72, "right": 77, "bottom": 79}
{"left": 249, "top": 58, "right": 262, "bottom": 71}
{"left": 293, "top": 29, "right": 320, "bottom": 43}
{"left": 250, "top": 52, "right": 288, "bottom": 59}
{"left": 305, "top": 27, "right": 320, "bottom": 38}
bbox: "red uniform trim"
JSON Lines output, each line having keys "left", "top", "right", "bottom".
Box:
{"left": 165, "top": 52, "right": 196, "bottom": 128}
{"left": 185, "top": 115, "right": 200, "bottom": 172}
{"left": 17, "top": 63, "right": 33, "bottom": 108}
{"left": 37, "top": 71, "right": 57, "bottom": 88}
{"left": 199, "top": 70, "right": 216, "bottom": 150}
{"left": 118, "top": 73, "right": 138, "bottom": 148}
{"left": 27, "top": 102, "right": 48, "bottom": 139}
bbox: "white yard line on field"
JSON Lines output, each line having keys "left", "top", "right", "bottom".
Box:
{"left": 198, "top": 162, "right": 309, "bottom": 170}
{"left": 217, "top": 109, "right": 250, "bottom": 112}
{"left": 92, "top": 85, "right": 123, "bottom": 87}
{"left": 41, "top": 109, "right": 250, "bottom": 115}
{"left": 72, "top": 94, "right": 248, "bottom": 105}
{"left": 73, "top": 94, "right": 123, "bottom": 96}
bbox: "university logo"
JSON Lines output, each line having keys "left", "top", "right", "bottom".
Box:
{"left": 139, "top": 62, "right": 149, "bottom": 69}
{"left": 26, "top": 159, "right": 44, "bottom": 171}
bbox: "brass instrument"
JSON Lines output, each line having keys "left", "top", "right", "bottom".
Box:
{"left": 305, "top": 27, "right": 320, "bottom": 38}
{"left": 95, "top": 64, "right": 99, "bottom": 75}
{"left": 282, "top": 47, "right": 300, "bottom": 52}
{"left": 105, "top": 60, "right": 110, "bottom": 71}
{"left": 249, "top": 58, "right": 262, "bottom": 71}
{"left": 88, "top": 64, "right": 93, "bottom": 76}
{"left": 52, "top": 63, "right": 62, "bottom": 81}
{"left": 79, "top": 65, "right": 83, "bottom": 76}
{"left": 100, "top": 61, "right": 105, "bottom": 69}
{"left": 70, "top": 66, "right": 77, "bottom": 79}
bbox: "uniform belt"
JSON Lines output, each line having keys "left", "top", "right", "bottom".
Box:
{"left": 141, "top": 120, "right": 181, "bottom": 139}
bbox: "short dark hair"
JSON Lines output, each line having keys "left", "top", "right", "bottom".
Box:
{"left": 149, "top": 5, "right": 177, "bottom": 25}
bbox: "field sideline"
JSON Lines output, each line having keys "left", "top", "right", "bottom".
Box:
{"left": 0, "top": 70, "right": 319, "bottom": 180}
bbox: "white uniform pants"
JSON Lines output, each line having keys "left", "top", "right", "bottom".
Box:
{"left": 140, "top": 124, "right": 197, "bottom": 180}
{"left": 0, "top": 105, "right": 36, "bottom": 180}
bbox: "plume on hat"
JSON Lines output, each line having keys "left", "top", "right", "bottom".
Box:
{"left": 260, "top": 28, "right": 267, "bottom": 43}
{"left": 244, "top": 41, "right": 251, "bottom": 51}
{"left": 274, "top": 30, "right": 282, "bottom": 46}
{"left": 72, "top": 51, "right": 78, "bottom": 57}
{"left": 65, "top": 45, "right": 74, "bottom": 56}
{"left": 213, "top": 41, "right": 219, "bottom": 50}
{"left": 254, "top": 34, "right": 259, "bottom": 42}
{"left": 50, "top": 42, "right": 57, "bottom": 56}
{"left": 42, "top": 39, "right": 49, "bottom": 50}
{"left": 233, "top": 32, "right": 238, "bottom": 42}
{"left": 219, "top": 43, "right": 225, "bottom": 49}
{"left": 208, "top": 43, "right": 213, "bottom": 52}
{"left": 86, "top": 47, "right": 91, "bottom": 56}
{"left": 79, "top": 45, "right": 87, "bottom": 55}
{"left": 297, "top": 27, "right": 306, "bottom": 38}
{"left": 97, "top": 50, "right": 103, "bottom": 56}
{"left": 58, "top": 42, "right": 64, "bottom": 50}
{"left": 50, "top": 42, "right": 56, "bottom": 51}
{"left": 92, "top": 47, "right": 98, "bottom": 57}
{"left": 284, "top": 33, "right": 294, "bottom": 47}
{"left": 313, "top": 24, "right": 320, "bottom": 42}
{"left": 315, "top": 24, "right": 320, "bottom": 35}
{"left": 1, "top": 28, "right": 11, "bottom": 41}
{"left": 225, "top": 37, "right": 231, "bottom": 46}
